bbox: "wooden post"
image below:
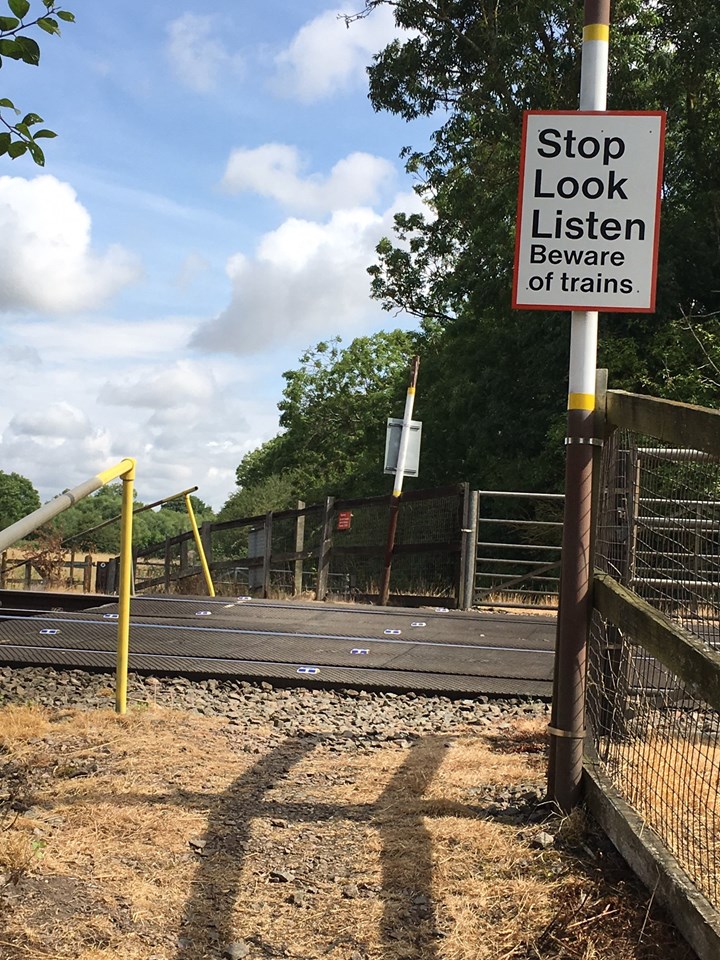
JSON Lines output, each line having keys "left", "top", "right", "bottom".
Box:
{"left": 294, "top": 500, "right": 306, "bottom": 596}
{"left": 180, "top": 538, "right": 189, "bottom": 576}
{"left": 107, "top": 558, "right": 118, "bottom": 594}
{"left": 200, "top": 521, "right": 213, "bottom": 567}
{"left": 164, "top": 539, "right": 172, "bottom": 593}
{"left": 83, "top": 554, "right": 93, "bottom": 593}
{"left": 0, "top": 552, "right": 6, "bottom": 588}
{"left": 68, "top": 548, "right": 75, "bottom": 585}
{"left": 316, "top": 496, "right": 335, "bottom": 601}
{"left": 24, "top": 560, "right": 32, "bottom": 589}
{"left": 262, "top": 511, "right": 273, "bottom": 599}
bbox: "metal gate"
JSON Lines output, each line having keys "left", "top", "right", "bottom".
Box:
{"left": 472, "top": 490, "right": 564, "bottom": 609}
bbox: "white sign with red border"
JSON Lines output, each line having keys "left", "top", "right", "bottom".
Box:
{"left": 513, "top": 111, "right": 666, "bottom": 312}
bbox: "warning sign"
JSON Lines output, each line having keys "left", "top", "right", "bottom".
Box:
{"left": 512, "top": 111, "right": 665, "bottom": 312}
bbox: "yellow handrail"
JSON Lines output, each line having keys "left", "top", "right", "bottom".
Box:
{"left": 0, "top": 457, "right": 137, "bottom": 714}
{"left": 184, "top": 494, "right": 215, "bottom": 597}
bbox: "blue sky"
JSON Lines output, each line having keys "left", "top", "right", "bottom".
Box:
{"left": 0, "top": 1, "right": 430, "bottom": 508}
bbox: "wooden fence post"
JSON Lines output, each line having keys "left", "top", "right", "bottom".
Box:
{"left": 0, "top": 552, "right": 6, "bottom": 588}
{"left": 262, "top": 511, "right": 273, "bottom": 599}
{"left": 201, "top": 521, "right": 213, "bottom": 567}
{"left": 294, "top": 501, "right": 306, "bottom": 596}
{"left": 83, "top": 554, "right": 93, "bottom": 593}
{"left": 164, "top": 538, "right": 172, "bottom": 593}
{"left": 316, "top": 496, "right": 335, "bottom": 601}
{"left": 24, "top": 560, "right": 32, "bottom": 589}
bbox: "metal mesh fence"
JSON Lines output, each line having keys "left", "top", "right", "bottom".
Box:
{"left": 589, "top": 426, "right": 720, "bottom": 910}
{"left": 328, "top": 489, "right": 463, "bottom": 600}
{"left": 587, "top": 610, "right": 720, "bottom": 907}
{"left": 595, "top": 428, "right": 720, "bottom": 644}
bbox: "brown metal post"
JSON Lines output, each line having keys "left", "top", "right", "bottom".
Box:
{"left": 379, "top": 499, "right": 400, "bottom": 606}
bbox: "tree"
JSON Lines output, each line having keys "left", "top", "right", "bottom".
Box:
{"left": 161, "top": 494, "right": 214, "bottom": 519}
{"left": 233, "top": 330, "right": 418, "bottom": 503}
{"left": 0, "top": 0, "right": 75, "bottom": 165}
{"left": 0, "top": 469, "right": 40, "bottom": 529}
{"left": 357, "top": 0, "right": 720, "bottom": 491}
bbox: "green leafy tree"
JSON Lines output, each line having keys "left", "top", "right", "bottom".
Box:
{"left": 160, "top": 494, "right": 214, "bottom": 518}
{"left": 233, "top": 330, "right": 417, "bottom": 503}
{"left": 0, "top": 0, "right": 75, "bottom": 165}
{"left": 0, "top": 469, "right": 40, "bottom": 529}
{"left": 356, "top": 0, "right": 720, "bottom": 491}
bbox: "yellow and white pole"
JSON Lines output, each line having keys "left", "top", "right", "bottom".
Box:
{"left": 548, "top": 0, "right": 610, "bottom": 811}
{"left": 185, "top": 494, "right": 215, "bottom": 597}
{"left": 379, "top": 356, "right": 420, "bottom": 606}
{"left": 115, "top": 458, "right": 136, "bottom": 714}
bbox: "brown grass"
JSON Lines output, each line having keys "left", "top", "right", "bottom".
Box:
{"left": 603, "top": 731, "right": 720, "bottom": 906}
{"left": 0, "top": 704, "right": 695, "bottom": 960}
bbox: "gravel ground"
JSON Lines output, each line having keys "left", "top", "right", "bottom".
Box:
{"left": 1, "top": 665, "right": 553, "bottom": 818}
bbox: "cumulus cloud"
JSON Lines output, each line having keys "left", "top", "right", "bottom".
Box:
{"left": 222, "top": 144, "right": 395, "bottom": 215}
{"left": 190, "top": 190, "right": 424, "bottom": 355}
{"left": 274, "top": 5, "right": 401, "bottom": 102}
{"left": 0, "top": 176, "right": 139, "bottom": 313}
{"left": 9, "top": 402, "right": 90, "bottom": 440}
{"left": 100, "top": 360, "right": 217, "bottom": 409}
{"left": 166, "top": 13, "right": 243, "bottom": 93}
{"left": 5, "top": 316, "right": 197, "bottom": 363}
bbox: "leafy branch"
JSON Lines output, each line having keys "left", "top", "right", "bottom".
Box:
{"left": 0, "top": 0, "right": 74, "bottom": 165}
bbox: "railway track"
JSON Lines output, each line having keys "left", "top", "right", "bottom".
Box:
{"left": 0, "top": 592, "right": 556, "bottom": 697}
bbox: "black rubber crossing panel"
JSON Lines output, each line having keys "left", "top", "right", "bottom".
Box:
{"left": 0, "top": 643, "right": 551, "bottom": 697}
{"left": 0, "top": 596, "right": 555, "bottom": 697}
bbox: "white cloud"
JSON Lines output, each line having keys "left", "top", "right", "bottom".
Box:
{"left": 166, "top": 13, "right": 243, "bottom": 93}
{"left": 0, "top": 176, "right": 140, "bottom": 314}
{"left": 10, "top": 402, "right": 90, "bottom": 440}
{"left": 274, "top": 5, "right": 401, "bottom": 102}
{"left": 5, "top": 316, "right": 196, "bottom": 363}
{"left": 100, "top": 360, "right": 217, "bottom": 409}
{"left": 175, "top": 252, "right": 211, "bottom": 289}
{"left": 222, "top": 144, "right": 395, "bottom": 214}
{"left": 190, "top": 190, "right": 424, "bottom": 355}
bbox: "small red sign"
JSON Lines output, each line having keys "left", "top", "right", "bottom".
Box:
{"left": 336, "top": 511, "right": 352, "bottom": 531}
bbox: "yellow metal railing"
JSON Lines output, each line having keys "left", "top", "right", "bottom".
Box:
{"left": 0, "top": 458, "right": 136, "bottom": 714}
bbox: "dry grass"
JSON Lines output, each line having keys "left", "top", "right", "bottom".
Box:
{"left": 0, "top": 704, "right": 695, "bottom": 960}
{"left": 605, "top": 731, "right": 720, "bottom": 906}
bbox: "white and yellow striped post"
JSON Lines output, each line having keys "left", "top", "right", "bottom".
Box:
{"left": 379, "top": 356, "right": 420, "bottom": 606}
{"left": 548, "top": 0, "right": 610, "bottom": 811}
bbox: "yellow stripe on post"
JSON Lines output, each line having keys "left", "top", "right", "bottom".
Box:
{"left": 583, "top": 23, "right": 609, "bottom": 42}
{"left": 567, "top": 392, "right": 596, "bottom": 411}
